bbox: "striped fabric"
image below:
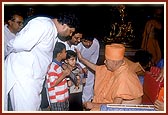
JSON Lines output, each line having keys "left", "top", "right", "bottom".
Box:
{"left": 47, "top": 62, "right": 69, "bottom": 103}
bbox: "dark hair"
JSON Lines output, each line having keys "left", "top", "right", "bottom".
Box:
{"left": 66, "top": 50, "right": 77, "bottom": 60}
{"left": 5, "top": 11, "right": 23, "bottom": 22}
{"left": 72, "top": 27, "right": 83, "bottom": 36}
{"left": 82, "top": 32, "right": 94, "bottom": 41}
{"left": 55, "top": 12, "right": 79, "bottom": 29}
{"left": 80, "top": 30, "right": 94, "bottom": 41}
{"left": 53, "top": 42, "right": 66, "bottom": 58}
{"left": 135, "top": 50, "right": 152, "bottom": 67}
{"left": 82, "top": 36, "right": 94, "bottom": 41}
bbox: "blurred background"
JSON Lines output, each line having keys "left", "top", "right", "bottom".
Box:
{"left": 3, "top": 3, "right": 164, "bottom": 48}
{"left": 3, "top": 3, "right": 164, "bottom": 64}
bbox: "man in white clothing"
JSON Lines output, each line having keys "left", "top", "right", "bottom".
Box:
{"left": 57, "top": 28, "right": 83, "bottom": 51}
{"left": 4, "top": 11, "right": 24, "bottom": 111}
{"left": 4, "top": 12, "right": 79, "bottom": 111}
{"left": 77, "top": 33, "right": 100, "bottom": 103}
{"left": 4, "top": 11, "right": 23, "bottom": 59}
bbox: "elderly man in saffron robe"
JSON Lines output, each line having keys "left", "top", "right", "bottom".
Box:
{"left": 76, "top": 43, "right": 143, "bottom": 111}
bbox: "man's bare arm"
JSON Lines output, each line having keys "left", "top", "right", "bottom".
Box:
{"left": 75, "top": 48, "right": 97, "bottom": 71}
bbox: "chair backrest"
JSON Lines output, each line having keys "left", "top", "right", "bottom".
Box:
{"left": 142, "top": 71, "right": 164, "bottom": 104}
{"left": 150, "top": 66, "right": 161, "bottom": 76}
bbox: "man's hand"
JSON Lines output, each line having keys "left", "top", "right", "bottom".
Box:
{"left": 62, "top": 65, "right": 71, "bottom": 77}
{"left": 75, "top": 48, "right": 97, "bottom": 72}
{"left": 83, "top": 102, "right": 93, "bottom": 110}
{"left": 75, "top": 48, "right": 83, "bottom": 61}
{"left": 113, "top": 97, "right": 123, "bottom": 104}
{"left": 154, "top": 99, "right": 164, "bottom": 111}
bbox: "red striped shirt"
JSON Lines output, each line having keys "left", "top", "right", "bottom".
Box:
{"left": 46, "top": 62, "right": 69, "bottom": 103}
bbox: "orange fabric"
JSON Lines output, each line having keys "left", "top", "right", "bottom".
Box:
{"left": 157, "top": 87, "right": 164, "bottom": 102}
{"left": 93, "top": 61, "right": 143, "bottom": 104}
{"left": 90, "top": 107, "right": 100, "bottom": 111}
{"left": 141, "top": 19, "right": 162, "bottom": 65}
{"left": 124, "top": 57, "right": 145, "bottom": 73}
{"left": 105, "top": 43, "right": 125, "bottom": 60}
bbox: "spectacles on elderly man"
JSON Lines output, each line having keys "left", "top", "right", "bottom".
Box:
{"left": 12, "top": 20, "right": 23, "bottom": 26}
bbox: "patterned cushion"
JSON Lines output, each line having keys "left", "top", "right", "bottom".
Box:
{"left": 100, "top": 104, "right": 155, "bottom": 111}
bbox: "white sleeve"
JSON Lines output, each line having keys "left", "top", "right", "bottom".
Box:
{"left": 90, "top": 39, "right": 100, "bottom": 64}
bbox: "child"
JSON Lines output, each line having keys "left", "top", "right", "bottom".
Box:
{"left": 46, "top": 42, "right": 71, "bottom": 111}
{"left": 64, "top": 50, "right": 87, "bottom": 111}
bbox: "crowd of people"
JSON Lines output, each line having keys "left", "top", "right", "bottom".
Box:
{"left": 3, "top": 6, "right": 164, "bottom": 112}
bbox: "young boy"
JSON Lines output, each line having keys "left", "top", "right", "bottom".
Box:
{"left": 64, "top": 50, "right": 87, "bottom": 111}
{"left": 46, "top": 42, "right": 71, "bottom": 111}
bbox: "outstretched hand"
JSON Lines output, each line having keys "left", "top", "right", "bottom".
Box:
{"left": 75, "top": 48, "right": 97, "bottom": 72}
{"left": 83, "top": 101, "right": 93, "bottom": 110}
{"left": 74, "top": 48, "right": 83, "bottom": 61}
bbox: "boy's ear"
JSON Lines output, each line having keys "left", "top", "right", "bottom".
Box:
{"left": 64, "top": 60, "right": 68, "bottom": 63}
{"left": 62, "top": 24, "right": 68, "bottom": 29}
{"left": 57, "top": 52, "right": 61, "bottom": 57}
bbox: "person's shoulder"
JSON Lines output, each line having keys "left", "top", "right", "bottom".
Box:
{"left": 146, "top": 19, "right": 158, "bottom": 25}
{"left": 27, "top": 16, "right": 52, "bottom": 25}
{"left": 28, "top": 14, "right": 51, "bottom": 20}
{"left": 30, "top": 16, "right": 56, "bottom": 32}
{"left": 76, "top": 42, "right": 83, "bottom": 48}
{"left": 93, "top": 38, "right": 100, "bottom": 45}
{"left": 4, "top": 24, "right": 8, "bottom": 28}
{"left": 57, "top": 39, "right": 66, "bottom": 44}
{"left": 51, "top": 61, "right": 60, "bottom": 67}
{"left": 4, "top": 24, "right": 9, "bottom": 32}
{"left": 93, "top": 38, "right": 99, "bottom": 42}
{"left": 77, "top": 42, "right": 82, "bottom": 46}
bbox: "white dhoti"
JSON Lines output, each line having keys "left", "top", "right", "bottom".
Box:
{"left": 82, "top": 71, "right": 95, "bottom": 102}
{"left": 4, "top": 52, "right": 44, "bottom": 111}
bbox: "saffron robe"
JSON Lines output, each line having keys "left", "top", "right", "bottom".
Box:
{"left": 93, "top": 61, "right": 143, "bottom": 109}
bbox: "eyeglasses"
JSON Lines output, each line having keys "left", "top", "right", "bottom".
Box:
{"left": 12, "top": 20, "right": 23, "bottom": 25}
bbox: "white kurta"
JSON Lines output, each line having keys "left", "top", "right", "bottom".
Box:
{"left": 4, "top": 24, "right": 16, "bottom": 59}
{"left": 4, "top": 17, "right": 58, "bottom": 111}
{"left": 77, "top": 38, "right": 100, "bottom": 102}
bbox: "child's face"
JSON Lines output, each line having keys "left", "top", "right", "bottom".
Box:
{"left": 66, "top": 57, "right": 76, "bottom": 67}
{"left": 60, "top": 48, "right": 67, "bottom": 60}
